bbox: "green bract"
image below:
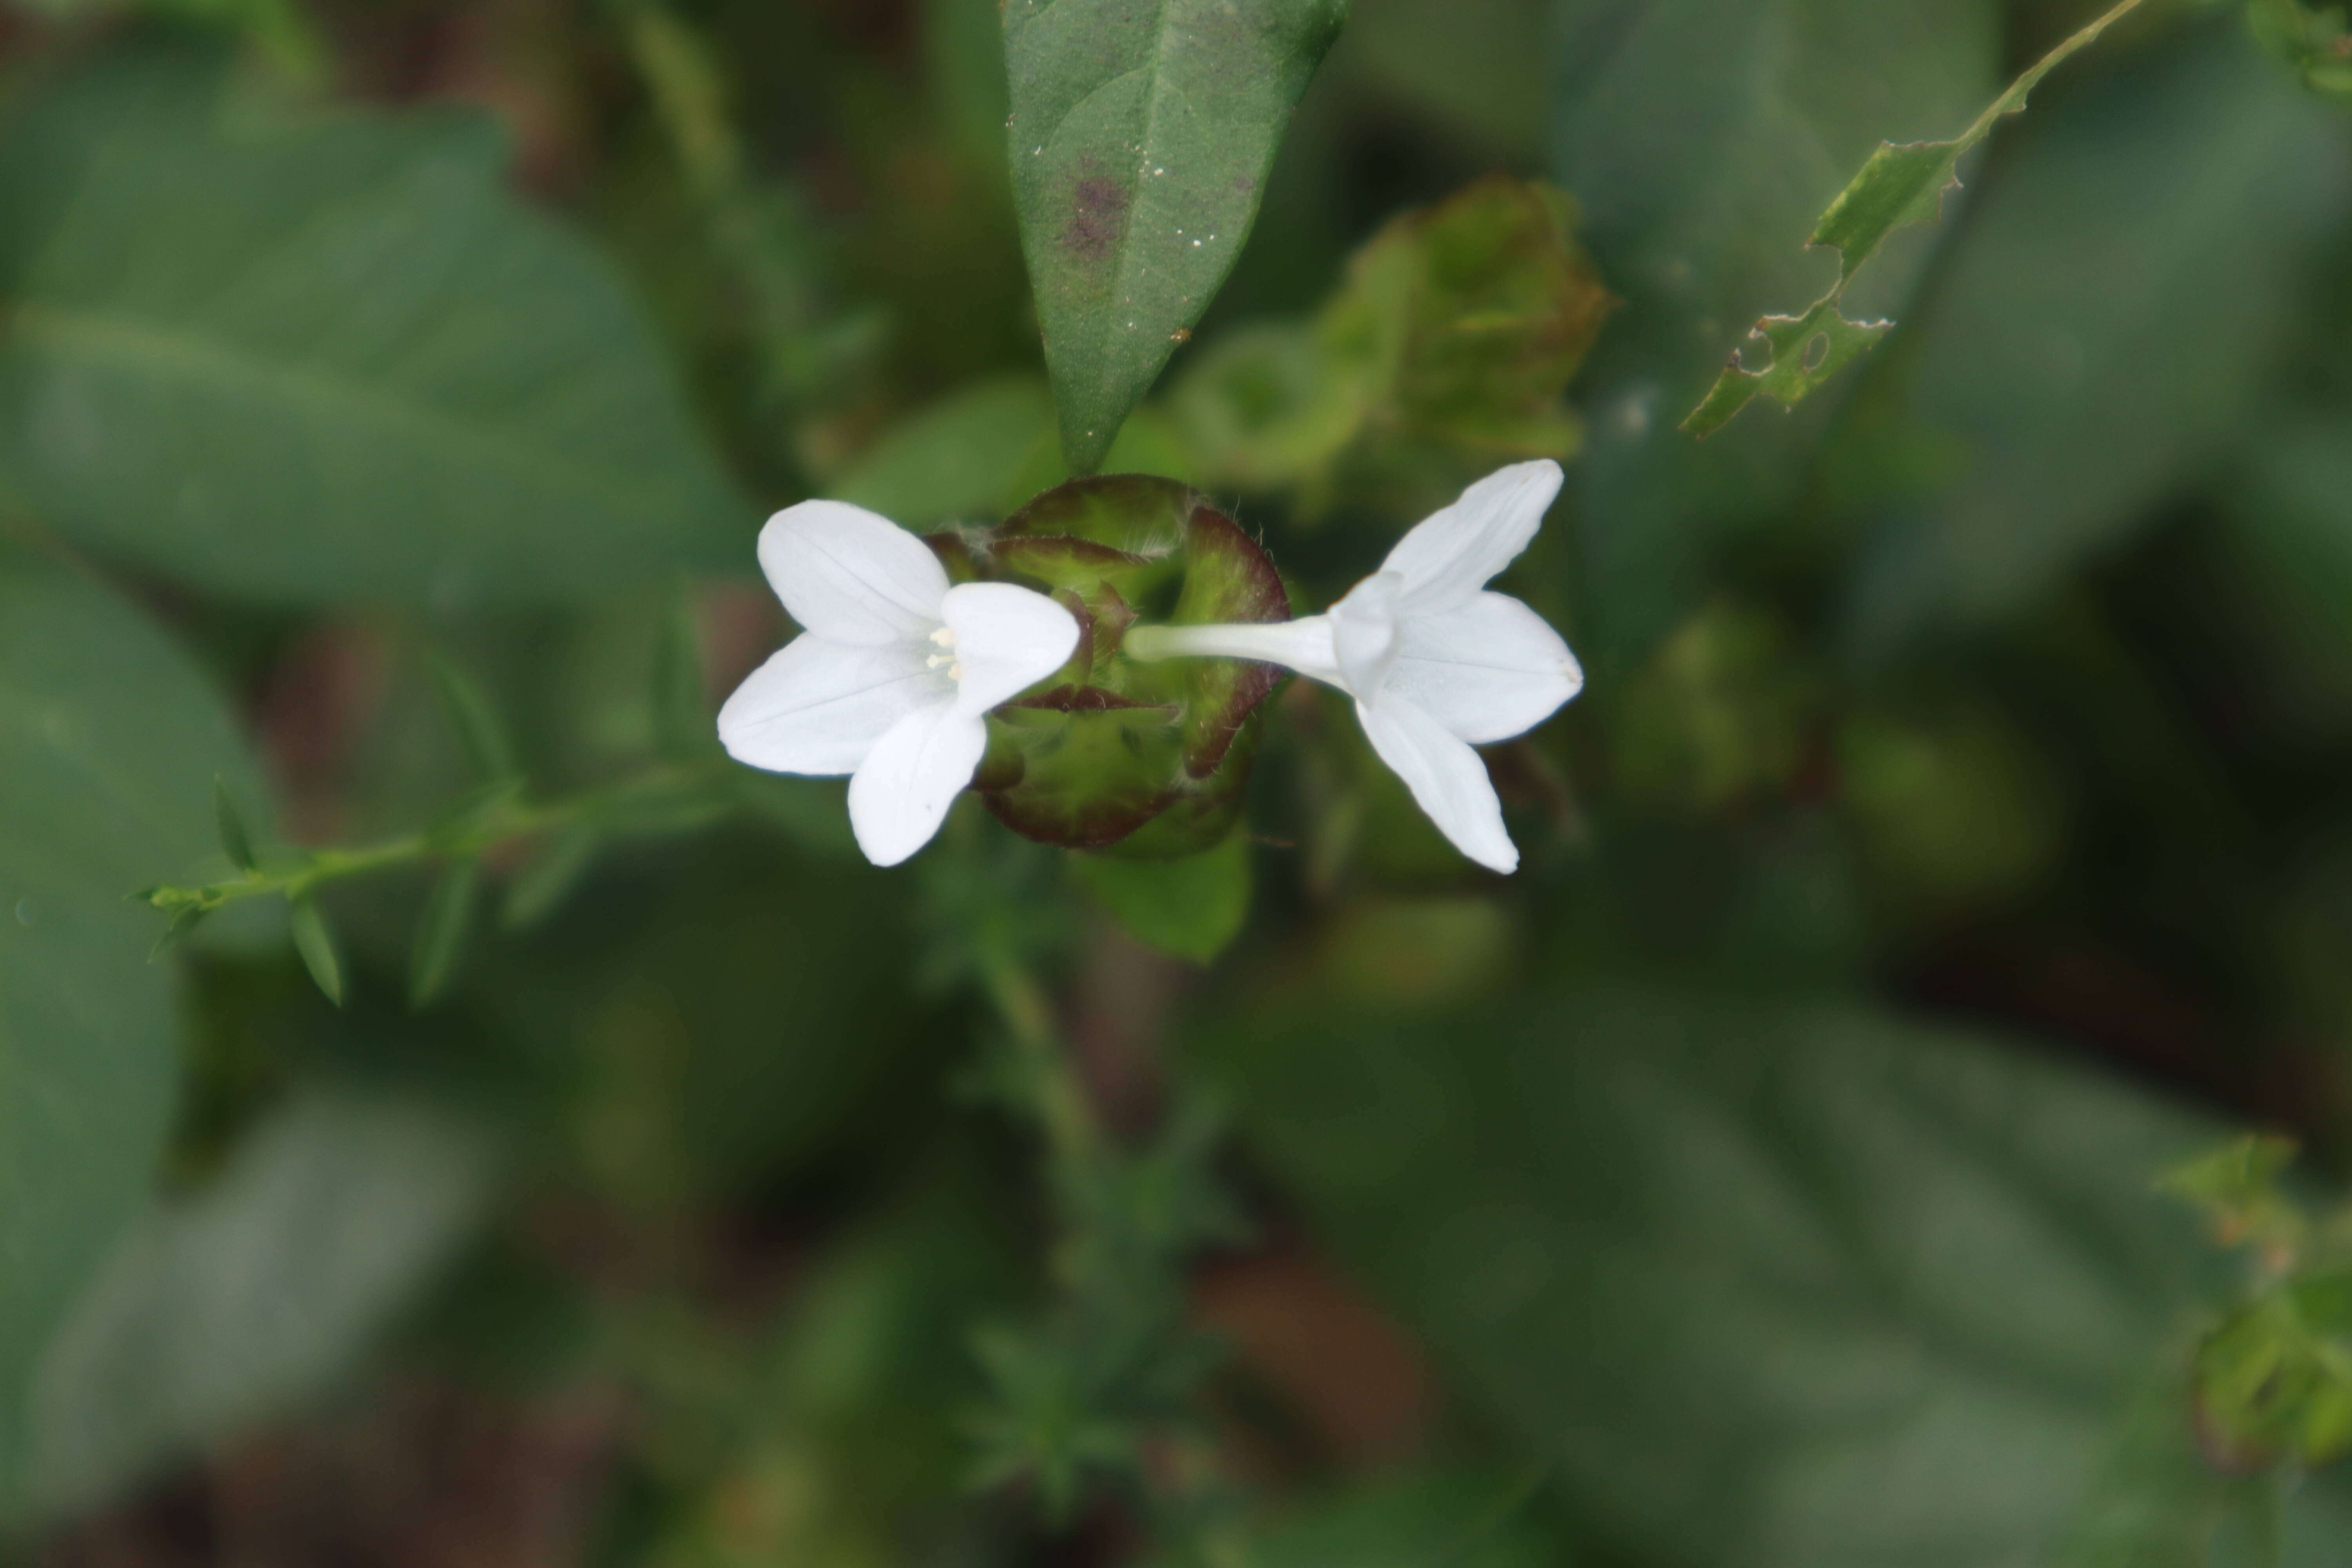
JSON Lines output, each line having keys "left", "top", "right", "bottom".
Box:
{"left": 1174, "top": 176, "right": 1613, "bottom": 516}
{"left": 961, "top": 475, "right": 1289, "bottom": 858}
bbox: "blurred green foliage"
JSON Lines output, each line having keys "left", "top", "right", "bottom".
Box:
{"left": 0, "top": 0, "right": 2351, "bottom": 1565}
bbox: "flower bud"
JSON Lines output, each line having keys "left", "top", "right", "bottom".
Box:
{"left": 967, "top": 475, "right": 1289, "bottom": 858}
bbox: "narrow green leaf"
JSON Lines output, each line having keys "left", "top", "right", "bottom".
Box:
{"left": 211, "top": 775, "right": 257, "bottom": 875}
{"left": 1004, "top": 0, "right": 1350, "bottom": 474}
{"left": 287, "top": 896, "right": 343, "bottom": 1007}
{"left": 1069, "top": 831, "right": 1250, "bottom": 964}
{"left": 145, "top": 905, "right": 207, "bottom": 963}
{"left": 408, "top": 859, "right": 480, "bottom": 1009}
{"left": 427, "top": 653, "right": 519, "bottom": 783}
{"left": 1682, "top": 0, "right": 2149, "bottom": 437}
{"left": 651, "top": 583, "right": 710, "bottom": 759}
{"left": 501, "top": 824, "right": 602, "bottom": 930}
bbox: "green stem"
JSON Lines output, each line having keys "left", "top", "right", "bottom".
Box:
{"left": 975, "top": 935, "right": 1101, "bottom": 1175}
{"left": 146, "top": 758, "right": 730, "bottom": 917}
{"left": 1964, "top": 0, "right": 2151, "bottom": 145}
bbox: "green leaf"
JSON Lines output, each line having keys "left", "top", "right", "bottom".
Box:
{"left": 0, "top": 541, "right": 270, "bottom": 1504}
{"left": 1199, "top": 981, "right": 2234, "bottom": 1568}
{"left": 211, "top": 773, "right": 257, "bottom": 874}
{"left": 1069, "top": 830, "right": 1249, "bottom": 964}
{"left": 409, "top": 858, "right": 481, "bottom": 1009}
{"left": 1681, "top": 0, "right": 2150, "bottom": 437}
{"left": 22, "top": 1087, "right": 498, "bottom": 1519}
{"left": 0, "top": 37, "right": 748, "bottom": 607}
{"left": 1845, "top": 21, "right": 2346, "bottom": 646}
{"left": 833, "top": 375, "right": 1057, "bottom": 528}
{"left": 1555, "top": 0, "right": 2000, "bottom": 663}
{"left": 1003, "top": 0, "right": 1350, "bottom": 474}
{"left": 500, "top": 824, "right": 603, "bottom": 931}
{"left": 287, "top": 895, "right": 344, "bottom": 1006}
{"left": 427, "top": 652, "right": 520, "bottom": 783}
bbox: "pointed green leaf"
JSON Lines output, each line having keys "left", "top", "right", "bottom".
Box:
{"left": 0, "top": 38, "right": 748, "bottom": 607}
{"left": 1004, "top": 0, "right": 1350, "bottom": 474}
{"left": 427, "top": 652, "right": 519, "bottom": 783}
{"left": 287, "top": 896, "right": 343, "bottom": 1007}
{"left": 211, "top": 775, "right": 257, "bottom": 875}
{"left": 145, "top": 905, "right": 207, "bottom": 963}
{"left": 408, "top": 858, "right": 480, "bottom": 1009}
{"left": 501, "top": 824, "right": 603, "bottom": 930}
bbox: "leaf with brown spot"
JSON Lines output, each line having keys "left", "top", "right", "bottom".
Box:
{"left": 1004, "top": 0, "right": 1350, "bottom": 475}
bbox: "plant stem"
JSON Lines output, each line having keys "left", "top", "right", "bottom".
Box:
{"left": 1965, "top": 0, "right": 2151, "bottom": 145}
{"left": 145, "top": 758, "right": 730, "bottom": 916}
{"left": 976, "top": 935, "right": 1101, "bottom": 1176}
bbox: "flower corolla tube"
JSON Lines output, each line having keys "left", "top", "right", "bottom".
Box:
{"left": 1125, "top": 460, "right": 1583, "bottom": 873}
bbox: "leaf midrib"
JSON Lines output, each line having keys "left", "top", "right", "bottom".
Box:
{"left": 7, "top": 302, "right": 702, "bottom": 517}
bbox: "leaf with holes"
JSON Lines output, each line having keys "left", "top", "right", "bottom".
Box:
{"left": 1683, "top": 0, "right": 2150, "bottom": 437}
{"left": 1004, "top": 0, "right": 1350, "bottom": 474}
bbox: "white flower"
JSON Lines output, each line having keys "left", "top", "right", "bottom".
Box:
{"left": 1125, "top": 461, "right": 1581, "bottom": 874}
{"left": 719, "top": 500, "right": 1080, "bottom": 867}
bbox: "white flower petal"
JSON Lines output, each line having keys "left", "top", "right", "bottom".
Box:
{"left": 846, "top": 703, "right": 989, "bottom": 867}
{"left": 717, "top": 634, "right": 946, "bottom": 776}
{"left": 941, "top": 582, "right": 1082, "bottom": 714}
{"left": 758, "top": 500, "right": 951, "bottom": 646}
{"left": 1379, "top": 459, "right": 1563, "bottom": 610}
{"left": 1387, "top": 591, "right": 1585, "bottom": 745}
{"left": 1328, "top": 571, "right": 1404, "bottom": 698}
{"left": 1355, "top": 695, "right": 1519, "bottom": 874}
